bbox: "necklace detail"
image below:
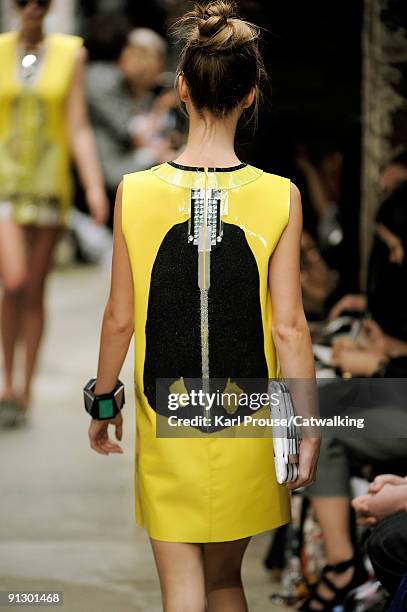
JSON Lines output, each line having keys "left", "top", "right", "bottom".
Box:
{"left": 19, "top": 42, "right": 44, "bottom": 84}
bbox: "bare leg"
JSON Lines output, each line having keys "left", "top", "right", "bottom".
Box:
{"left": 301, "top": 497, "right": 354, "bottom": 610}
{"left": 19, "top": 225, "right": 62, "bottom": 407}
{"left": 150, "top": 538, "right": 206, "bottom": 612}
{"left": 0, "top": 219, "right": 28, "bottom": 400}
{"left": 313, "top": 497, "right": 353, "bottom": 564}
{"left": 203, "top": 537, "right": 251, "bottom": 612}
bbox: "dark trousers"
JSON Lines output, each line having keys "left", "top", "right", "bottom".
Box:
{"left": 366, "top": 512, "right": 407, "bottom": 597}
{"left": 307, "top": 378, "right": 407, "bottom": 496}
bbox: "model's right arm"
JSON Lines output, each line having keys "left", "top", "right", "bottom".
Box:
{"left": 268, "top": 181, "right": 320, "bottom": 490}
{"left": 88, "top": 182, "right": 134, "bottom": 455}
{"left": 268, "top": 182, "right": 315, "bottom": 379}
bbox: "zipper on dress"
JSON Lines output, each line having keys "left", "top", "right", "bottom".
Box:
{"left": 197, "top": 168, "right": 211, "bottom": 431}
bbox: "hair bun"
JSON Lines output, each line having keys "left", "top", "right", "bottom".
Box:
{"left": 196, "top": 1, "right": 235, "bottom": 39}
{"left": 171, "top": 0, "right": 266, "bottom": 118}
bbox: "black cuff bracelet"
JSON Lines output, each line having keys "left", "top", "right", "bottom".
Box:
{"left": 83, "top": 378, "right": 125, "bottom": 420}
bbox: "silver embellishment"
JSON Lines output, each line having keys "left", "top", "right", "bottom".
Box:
{"left": 187, "top": 183, "right": 226, "bottom": 430}
{"left": 188, "top": 188, "right": 223, "bottom": 247}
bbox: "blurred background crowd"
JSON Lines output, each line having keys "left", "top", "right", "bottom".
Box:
{"left": 1, "top": 0, "right": 405, "bottom": 308}
{"left": 0, "top": 0, "right": 407, "bottom": 611}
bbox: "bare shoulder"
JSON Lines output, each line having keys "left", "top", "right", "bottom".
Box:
{"left": 69, "top": 46, "right": 87, "bottom": 83}
{"left": 115, "top": 181, "right": 124, "bottom": 206}
{"left": 113, "top": 182, "right": 124, "bottom": 232}
{"left": 287, "top": 180, "right": 303, "bottom": 228}
{"left": 74, "top": 45, "right": 88, "bottom": 66}
{"left": 290, "top": 180, "right": 302, "bottom": 202}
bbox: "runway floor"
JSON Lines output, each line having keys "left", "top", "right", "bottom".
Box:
{"left": 0, "top": 260, "right": 286, "bottom": 611}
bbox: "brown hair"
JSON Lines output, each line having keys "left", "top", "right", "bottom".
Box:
{"left": 171, "top": 1, "right": 267, "bottom": 120}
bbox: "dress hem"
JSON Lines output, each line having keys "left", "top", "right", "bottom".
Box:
{"left": 135, "top": 515, "right": 291, "bottom": 544}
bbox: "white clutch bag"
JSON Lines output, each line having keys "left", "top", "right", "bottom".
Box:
{"left": 268, "top": 379, "right": 300, "bottom": 484}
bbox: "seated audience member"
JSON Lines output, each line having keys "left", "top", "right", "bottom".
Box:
{"left": 84, "top": 14, "right": 135, "bottom": 226}
{"left": 329, "top": 176, "right": 407, "bottom": 379}
{"left": 300, "top": 231, "right": 339, "bottom": 318}
{"left": 295, "top": 143, "right": 344, "bottom": 314}
{"left": 296, "top": 161, "right": 407, "bottom": 610}
{"left": 353, "top": 474, "right": 407, "bottom": 605}
{"left": 298, "top": 406, "right": 407, "bottom": 610}
{"left": 84, "top": 18, "right": 177, "bottom": 227}
{"left": 329, "top": 151, "right": 407, "bottom": 338}
{"left": 121, "top": 28, "right": 182, "bottom": 158}
{"left": 295, "top": 143, "right": 343, "bottom": 255}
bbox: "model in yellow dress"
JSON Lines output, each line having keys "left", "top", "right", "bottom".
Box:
{"left": 0, "top": 30, "right": 83, "bottom": 226}
{"left": 89, "top": 2, "right": 318, "bottom": 609}
{"left": 0, "top": 0, "right": 108, "bottom": 422}
{"left": 122, "top": 161, "right": 292, "bottom": 542}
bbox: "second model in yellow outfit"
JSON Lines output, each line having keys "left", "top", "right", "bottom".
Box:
{"left": 122, "top": 161, "right": 291, "bottom": 542}
{"left": 0, "top": 31, "right": 83, "bottom": 226}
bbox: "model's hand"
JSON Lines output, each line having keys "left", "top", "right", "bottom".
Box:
{"left": 85, "top": 185, "right": 109, "bottom": 225}
{"left": 88, "top": 412, "right": 123, "bottom": 455}
{"left": 287, "top": 437, "right": 320, "bottom": 491}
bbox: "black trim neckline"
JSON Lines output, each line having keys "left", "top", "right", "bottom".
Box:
{"left": 167, "top": 161, "right": 247, "bottom": 172}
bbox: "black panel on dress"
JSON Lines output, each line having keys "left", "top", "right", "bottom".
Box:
{"left": 143, "top": 220, "right": 269, "bottom": 426}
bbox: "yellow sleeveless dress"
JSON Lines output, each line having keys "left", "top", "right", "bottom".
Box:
{"left": 122, "top": 161, "right": 291, "bottom": 542}
{"left": 0, "top": 32, "right": 83, "bottom": 226}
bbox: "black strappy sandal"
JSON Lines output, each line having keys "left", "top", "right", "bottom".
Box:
{"left": 297, "top": 556, "right": 368, "bottom": 611}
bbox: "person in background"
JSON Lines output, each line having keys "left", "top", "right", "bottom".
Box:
{"left": 123, "top": 27, "right": 181, "bottom": 164}
{"left": 295, "top": 143, "right": 343, "bottom": 317}
{"left": 84, "top": 18, "right": 178, "bottom": 228}
{"left": 0, "top": 0, "right": 108, "bottom": 425}
{"left": 297, "top": 160, "right": 407, "bottom": 610}
{"left": 122, "top": 27, "right": 168, "bottom": 98}
{"left": 300, "top": 230, "right": 339, "bottom": 318}
{"left": 83, "top": 13, "right": 135, "bottom": 228}
{"left": 296, "top": 143, "right": 343, "bottom": 256}
{"left": 328, "top": 162, "right": 407, "bottom": 374}
{"left": 353, "top": 474, "right": 407, "bottom": 605}
{"left": 329, "top": 151, "right": 407, "bottom": 329}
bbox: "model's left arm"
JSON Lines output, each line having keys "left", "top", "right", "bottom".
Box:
{"left": 67, "top": 46, "right": 109, "bottom": 225}
{"left": 268, "top": 181, "right": 320, "bottom": 489}
{"left": 88, "top": 183, "right": 134, "bottom": 455}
